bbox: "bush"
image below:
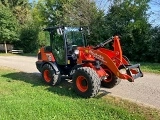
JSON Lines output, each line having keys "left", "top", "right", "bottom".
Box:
{"left": 15, "top": 24, "right": 39, "bottom": 53}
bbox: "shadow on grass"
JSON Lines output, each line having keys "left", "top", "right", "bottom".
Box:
{"left": 2, "top": 72, "right": 43, "bottom": 86}
{"left": 2, "top": 72, "right": 110, "bottom": 98}
{"left": 96, "top": 90, "right": 111, "bottom": 99}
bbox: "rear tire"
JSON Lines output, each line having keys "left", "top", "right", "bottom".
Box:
{"left": 42, "top": 64, "right": 61, "bottom": 85}
{"left": 101, "top": 68, "right": 121, "bottom": 88}
{"left": 73, "top": 67, "right": 101, "bottom": 98}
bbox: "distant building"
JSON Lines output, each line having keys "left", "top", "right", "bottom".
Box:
{"left": 0, "top": 44, "right": 13, "bottom": 52}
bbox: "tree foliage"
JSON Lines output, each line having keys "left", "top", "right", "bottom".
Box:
{"left": 0, "top": 0, "right": 160, "bottom": 62}
{"left": 32, "top": 0, "right": 103, "bottom": 26}
{"left": 104, "top": 0, "right": 151, "bottom": 61}
{"left": 149, "top": 26, "right": 160, "bottom": 62}
{"left": 32, "top": 0, "right": 105, "bottom": 46}
{"left": 0, "top": 0, "right": 38, "bottom": 53}
{"left": 0, "top": 4, "right": 19, "bottom": 43}
{"left": 0, "top": 0, "right": 31, "bottom": 25}
{"left": 18, "top": 24, "right": 39, "bottom": 53}
{"left": 63, "top": 0, "right": 101, "bottom": 26}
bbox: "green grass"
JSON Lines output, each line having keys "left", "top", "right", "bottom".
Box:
{"left": 0, "top": 52, "right": 37, "bottom": 57}
{"left": 0, "top": 53, "right": 18, "bottom": 56}
{"left": 140, "top": 62, "right": 160, "bottom": 74}
{"left": 0, "top": 67, "right": 160, "bottom": 120}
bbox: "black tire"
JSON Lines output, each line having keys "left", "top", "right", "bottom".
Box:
{"left": 42, "top": 64, "right": 61, "bottom": 85}
{"left": 101, "top": 68, "right": 121, "bottom": 88}
{"left": 73, "top": 67, "right": 101, "bottom": 98}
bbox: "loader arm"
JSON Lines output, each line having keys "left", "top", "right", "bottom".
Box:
{"left": 88, "top": 49, "right": 143, "bottom": 82}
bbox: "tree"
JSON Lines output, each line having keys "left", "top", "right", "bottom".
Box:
{"left": 104, "top": 0, "right": 151, "bottom": 61}
{"left": 18, "top": 23, "right": 39, "bottom": 53}
{"left": 63, "top": 0, "right": 100, "bottom": 26}
{"left": 32, "top": 0, "right": 65, "bottom": 26}
{"left": 0, "top": 5, "right": 19, "bottom": 53}
{"left": 0, "top": 0, "right": 31, "bottom": 25}
{"left": 31, "top": 0, "right": 45, "bottom": 27}
{"left": 32, "top": 0, "right": 103, "bottom": 26}
{"left": 31, "top": 0, "right": 105, "bottom": 46}
{"left": 149, "top": 26, "right": 160, "bottom": 62}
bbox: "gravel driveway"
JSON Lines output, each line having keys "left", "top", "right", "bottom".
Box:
{"left": 0, "top": 55, "right": 160, "bottom": 109}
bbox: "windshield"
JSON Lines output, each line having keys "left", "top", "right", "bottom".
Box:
{"left": 64, "top": 27, "right": 85, "bottom": 46}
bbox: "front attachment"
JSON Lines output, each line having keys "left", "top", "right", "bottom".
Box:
{"left": 125, "top": 64, "right": 143, "bottom": 82}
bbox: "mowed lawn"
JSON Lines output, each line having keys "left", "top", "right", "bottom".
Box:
{"left": 140, "top": 62, "right": 160, "bottom": 74}
{"left": 0, "top": 67, "right": 160, "bottom": 120}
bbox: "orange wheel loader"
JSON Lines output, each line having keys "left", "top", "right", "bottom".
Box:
{"left": 36, "top": 26, "right": 143, "bottom": 98}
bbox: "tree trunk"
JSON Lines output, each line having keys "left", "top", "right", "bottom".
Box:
{"left": 4, "top": 41, "right": 7, "bottom": 54}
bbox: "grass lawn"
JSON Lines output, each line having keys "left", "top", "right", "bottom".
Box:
{"left": 0, "top": 53, "right": 37, "bottom": 57}
{"left": 0, "top": 67, "right": 160, "bottom": 120}
{"left": 0, "top": 53, "right": 19, "bottom": 56}
{"left": 140, "top": 62, "right": 160, "bottom": 74}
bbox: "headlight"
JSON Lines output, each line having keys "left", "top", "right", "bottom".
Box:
{"left": 74, "top": 50, "right": 79, "bottom": 55}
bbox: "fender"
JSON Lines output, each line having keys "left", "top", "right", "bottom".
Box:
{"left": 37, "top": 61, "right": 60, "bottom": 75}
{"left": 70, "top": 64, "right": 83, "bottom": 76}
{"left": 46, "top": 62, "right": 60, "bottom": 75}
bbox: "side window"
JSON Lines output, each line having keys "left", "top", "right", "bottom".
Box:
{"left": 66, "top": 32, "right": 73, "bottom": 54}
{"left": 66, "top": 32, "right": 73, "bottom": 46}
{"left": 54, "top": 34, "right": 64, "bottom": 49}
{"left": 41, "top": 32, "right": 50, "bottom": 47}
{"left": 52, "top": 34, "right": 65, "bottom": 65}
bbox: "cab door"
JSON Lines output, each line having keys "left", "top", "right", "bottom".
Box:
{"left": 52, "top": 34, "right": 66, "bottom": 65}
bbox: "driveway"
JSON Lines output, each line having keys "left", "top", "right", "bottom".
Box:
{"left": 0, "top": 55, "right": 160, "bottom": 109}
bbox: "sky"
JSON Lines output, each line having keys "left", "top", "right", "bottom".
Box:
{"left": 95, "top": 0, "right": 160, "bottom": 26}
{"left": 29, "top": 0, "right": 160, "bottom": 26}
{"left": 29, "top": 0, "right": 33, "bottom": 3}
{"left": 148, "top": 2, "right": 160, "bottom": 26}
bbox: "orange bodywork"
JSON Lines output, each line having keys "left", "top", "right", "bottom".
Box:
{"left": 38, "top": 47, "right": 55, "bottom": 62}
{"left": 76, "top": 36, "right": 139, "bottom": 82}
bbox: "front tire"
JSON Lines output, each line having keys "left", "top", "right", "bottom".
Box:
{"left": 73, "top": 67, "right": 101, "bottom": 98}
{"left": 42, "top": 64, "right": 61, "bottom": 85}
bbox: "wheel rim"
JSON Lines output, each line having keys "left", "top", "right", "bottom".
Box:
{"left": 76, "top": 76, "right": 88, "bottom": 92}
{"left": 44, "top": 70, "right": 51, "bottom": 82}
{"left": 103, "top": 69, "right": 112, "bottom": 83}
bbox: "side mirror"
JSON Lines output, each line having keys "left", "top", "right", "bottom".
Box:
{"left": 87, "top": 29, "right": 90, "bottom": 36}
{"left": 83, "top": 27, "right": 90, "bottom": 36}
{"left": 57, "top": 28, "right": 63, "bottom": 35}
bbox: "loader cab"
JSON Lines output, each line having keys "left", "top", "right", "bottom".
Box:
{"left": 43, "top": 26, "right": 86, "bottom": 69}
